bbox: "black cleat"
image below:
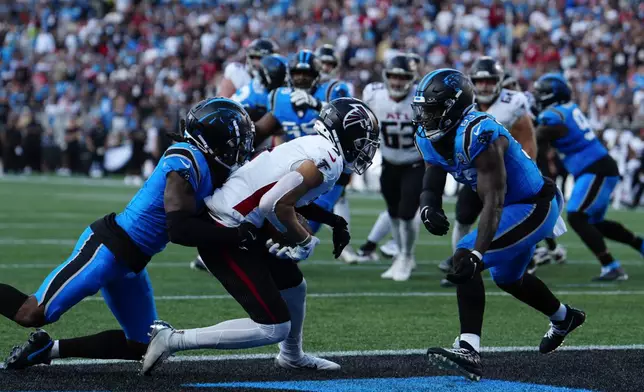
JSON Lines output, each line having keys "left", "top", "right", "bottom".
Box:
{"left": 438, "top": 257, "right": 453, "bottom": 273}
{"left": 439, "top": 278, "right": 456, "bottom": 288}
{"left": 4, "top": 329, "right": 53, "bottom": 370}
{"left": 592, "top": 267, "right": 628, "bottom": 281}
{"left": 427, "top": 340, "right": 482, "bottom": 381}
{"left": 539, "top": 305, "right": 586, "bottom": 354}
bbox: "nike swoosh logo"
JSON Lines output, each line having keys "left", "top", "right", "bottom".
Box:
{"left": 27, "top": 340, "right": 53, "bottom": 362}
{"left": 328, "top": 152, "right": 336, "bottom": 162}
{"left": 180, "top": 159, "right": 190, "bottom": 169}
{"left": 472, "top": 124, "right": 482, "bottom": 136}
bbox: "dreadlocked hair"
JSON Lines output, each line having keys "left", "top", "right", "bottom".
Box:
{"left": 166, "top": 118, "right": 188, "bottom": 143}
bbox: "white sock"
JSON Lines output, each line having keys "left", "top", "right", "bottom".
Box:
{"left": 279, "top": 280, "right": 307, "bottom": 360}
{"left": 549, "top": 303, "right": 567, "bottom": 321}
{"left": 399, "top": 219, "right": 417, "bottom": 257}
{"left": 389, "top": 217, "right": 402, "bottom": 251}
{"left": 367, "top": 211, "right": 391, "bottom": 244}
{"left": 460, "top": 333, "right": 480, "bottom": 352}
{"left": 50, "top": 340, "right": 60, "bottom": 359}
{"left": 169, "top": 318, "right": 290, "bottom": 351}
{"left": 452, "top": 222, "right": 472, "bottom": 253}
{"left": 333, "top": 197, "right": 350, "bottom": 230}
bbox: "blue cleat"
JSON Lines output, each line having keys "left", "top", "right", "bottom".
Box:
{"left": 4, "top": 329, "right": 53, "bottom": 370}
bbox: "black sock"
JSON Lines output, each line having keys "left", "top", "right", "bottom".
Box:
{"left": 457, "top": 273, "right": 485, "bottom": 336}
{"left": 496, "top": 274, "right": 560, "bottom": 317}
{"left": 360, "top": 241, "right": 377, "bottom": 252}
{"left": 59, "top": 330, "right": 147, "bottom": 360}
{"left": 544, "top": 238, "right": 557, "bottom": 251}
{"left": 568, "top": 212, "right": 610, "bottom": 264}
{"left": 0, "top": 284, "right": 28, "bottom": 320}
{"left": 595, "top": 220, "right": 643, "bottom": 251}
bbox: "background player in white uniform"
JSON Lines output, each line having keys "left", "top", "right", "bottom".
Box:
{"left": 142, "top": 98, "right": 379, "bottom": 374}
{"left": 217, "top": 39, "right": 279, "bottom": 98}
{"left": 353, "top": 54, "right": 421, "bottom": 281}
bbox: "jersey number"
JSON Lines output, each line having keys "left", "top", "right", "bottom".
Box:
{"left": 381, "top": 121, "right": 415, "bottom": 149}
{"left": 572, "top": 108, "right": 595, "bottom": 140}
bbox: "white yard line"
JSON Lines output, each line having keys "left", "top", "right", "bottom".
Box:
{"left": 1, "top": 344, "right": 642, "bottom": 369}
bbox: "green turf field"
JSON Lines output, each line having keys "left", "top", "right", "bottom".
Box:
{"left": 1, "top": 175, "right": 643, "bottom": 358}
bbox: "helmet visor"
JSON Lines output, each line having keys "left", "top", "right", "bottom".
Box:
{"left": 346, "top": 136, "right": 379, "bottom": 175}
{"left": 412, "top": 102, "right": 445, "bottom": 138}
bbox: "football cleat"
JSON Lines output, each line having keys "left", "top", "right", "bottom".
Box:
{"left": 532, "top": 246, "right": 552, "bottom": 266}
{"left": 275, "top": 353, "right": 340, "bottom": 370}
{"left": 339, "top": 246, "right": 359, "bottom": 264}
{"left": 427, "top": 340, "right": 482, "bottom": 381}
{"left": 190, "top": 256, "right": 209, "bottom": 272}
{"left": 539, "top": 305, "right": 586, "bottom": 354}
{"left": 381, "top": 255, "right": 403, "bottom": 279}
{"left": 393, "top": 255, "right": 414, "bottom": 282}
{"left": 355, "top": 242, "right": 379, "bottom": 262}
{"left": 4, "top": 329, "right": 53, "bottom": 370}
{"left": 550, "top": 245, "right": 567, "bottom": 264}
{"left": 526, "top": 258, "right": 538, "bottom": 275}
{"left": 440, "top": 278, "right": 456, "bottom": 288}
{"left": 141, "top": 320, "right": 176, "bottom": 376}
{"left": 592, "top": 267, "right": 628, "bottom": 281}
{"left": 379, "top": 239, "right": 399, "bottom": 259}
{"left": 438, "top": 257, "right": 453, "bottom": 273}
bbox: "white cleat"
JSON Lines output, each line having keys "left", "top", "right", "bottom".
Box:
{"left": 533, "top": 247, "right": 552, "bottom": 266}
{"left": 275, "top": 353, "right": 340, "bottom": 370}
{"left": 141, "top": 321, "right": 176, "bottom": 376}
{"left": 339, "top": 246, "right": 359, "bottom": 264}
{"left": 379, "top": 240, "right": 399, "bottom": 259}
{"left": 393, "top": 255, "right": 413, "bottom": 282}
{"left": 550, "top": 245, "right": 567, "bottom": 264}
{"left": 381, "top": 256, "right": 402, "bottom": 279}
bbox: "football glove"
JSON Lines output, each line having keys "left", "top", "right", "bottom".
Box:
{"left": 275, "top": 235, "right": 320, "bottom": 262}
{"left": 237, "top": 222, "right": 259, "bottom": 251}
{"left": 332, "top": 217, "right": 350, "bottom": 259}
{"left": 290, "top": 89, "right": 322, "bottom": 111}
{"left": 446, "top": 250, "right": 483, "bottom": 284}
{"left": 420, "top": 205, "right": 450, "bottom": 236}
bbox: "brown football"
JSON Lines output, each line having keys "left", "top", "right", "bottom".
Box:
{"left": 265, "top": 213, "right": 313, "bottom": 246}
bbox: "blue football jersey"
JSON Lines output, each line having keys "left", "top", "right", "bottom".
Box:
{"left": 115, "top": 142, "right": 214, "bottom": 256}
{"left": 415, "top": 111, "right": 544, "bottom": 205}
{"left": 269, "top": 79, "right": 351, "bottom": 140}
{"left": 231, "top": 80, "right": 269, "bottom": 121}
{"left": 537, "top": 102, "right": 607, "bottom": 177}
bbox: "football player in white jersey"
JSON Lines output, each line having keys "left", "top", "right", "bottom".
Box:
{"left": 353, "top": 54, "right": 422, "bottom": 281}
{"left": 142, "top": 98, "right": 379, "bottom": 375}
{"left": 437, "top": 57, "right": 560, "bottom": 286}
{"left": 217, "top": 39, "right": 279, "bottom": 98}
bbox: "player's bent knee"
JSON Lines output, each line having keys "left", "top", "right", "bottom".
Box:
{"left": 567, "top": 211, "right": 589, "bottom": 230}
{"left": 14, "top": 299, "right": 46, "bottom": 328}
{"left": 258, "top": 321, "right": 291, "bottom": 344}
{"left": 495, "top": 277, "right": 524, "bottom": 293}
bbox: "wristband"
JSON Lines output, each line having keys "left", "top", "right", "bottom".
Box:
{"left": 471, "top": 250, "right": 483, "bottom": 260}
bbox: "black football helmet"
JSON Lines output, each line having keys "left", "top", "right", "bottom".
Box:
{"left": 412, "top": 69, "right": 475, "bottom": 141}
{"left": 383, "top": 54, "right": 416, "bottom": 99}
{"left": 257, "top": 54, "right": 288, "bottom": 91}
{"left": 469, "top": 56, "right": 504, "bottom": 104}
{"left": 532, "top": 73, "right": 573, "bottom": 112}
{"left": 315, "top": 44, "right": 339, "bottom": 81}
{"left": 246, "top": 38, "right": 279, "bottom": 75}
{"left": 314, "top": 97, "right": 380, "bottom": 175}
{"left": 183, "top": 98, "right": 255, "bottom": 169}
{"left": 288, "top": 49, "right": 320, "bottom": 91}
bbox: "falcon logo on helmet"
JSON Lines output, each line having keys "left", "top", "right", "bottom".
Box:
{"left": 343, "top": 104, "right": 373, "bottom": 131}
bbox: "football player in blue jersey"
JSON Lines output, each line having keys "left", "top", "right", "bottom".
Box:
{"left": 413, "top": 69, "right": 585, "bottom": 381}
{"left": 231, "top": 54, "right": 288, "bottom": 123}
{"left": 0, "top": 98, "right": 257, "bottom": 369}
{"left": 533, "top": 74, "right": 644, "bottom": 281}
{"left": 254, "top": 49, "right": 352, "bottom": 234}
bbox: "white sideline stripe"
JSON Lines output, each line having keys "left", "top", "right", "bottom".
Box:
{"left": 72, "top": 290, "right": 644, "bottom": 302}
{"left": 1, "top": 344, "right": 641, "bottom": 369}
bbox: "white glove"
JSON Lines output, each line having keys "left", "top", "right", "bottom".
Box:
{"left": 275, "top": 235, "right": 320, "bottom": 262}
{"left": 290, "top": 89, "right": 321, "bottom": 110}
{"left": 266, "top": 239, "right": 283, "bottom": 255}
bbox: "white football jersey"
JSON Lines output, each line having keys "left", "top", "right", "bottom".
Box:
{"left": 223, "top": 62, "right": 252, "bottom": 92}
{"left": 205, "top": 135, "right": 344, "bottom": 228}
{"left": 486, "top": 88, "right": 530, "bottom": 130}
{"left": 362, "top": 82, "right": 420, "bottom": 165}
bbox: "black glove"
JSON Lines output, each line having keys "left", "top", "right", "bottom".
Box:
{"left": 446, "top": 251, "right": 483, "bottom": 284}
{"left": 331, "top": 216, "right": 350, "bottom": 259}
{"left": 420, "top": 205, "right": 450, "bottom": 236}
{"left": 237, "top": 222, "right": 259, "bottom": 251}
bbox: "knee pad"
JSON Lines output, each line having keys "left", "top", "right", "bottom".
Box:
{"left": 567, "top": 211, "right": 588, "bottom": 230}
{"left": 272, "top": 263, "right": 304, "bottom": 291}
{"left": 258, "top": 320, "right": 291, "bottom": 344}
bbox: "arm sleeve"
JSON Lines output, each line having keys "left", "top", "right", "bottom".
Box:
{"left": 466, "top": 119, "right": 501, "bottom": 163}
{"left": 161, "top": 147, "right": 203, "bottom": 192}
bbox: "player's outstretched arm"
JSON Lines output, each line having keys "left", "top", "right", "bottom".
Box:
{"left": 535, "top": 124, "right": 567, "bottom": 178}
{"left": 217, "top": 77, "right": 237, "bottom": 98}
{"left": 473, "top": 138, "right": 508, "bottom": 254}
{"left": 164, "top": 172, "right": 253, "bottom": 248}
{"left": 255, "top": 112, "right": 279, "bottom": 139}
{"left": 511, "top": 114, "right": 537, "bottom": 160}
{"left": 419, "top": 163, "right": 450, "bottom": 236}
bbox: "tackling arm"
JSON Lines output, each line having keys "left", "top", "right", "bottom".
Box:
{"left": 255, "top": 112, "right": 279, "bottom": 139}
{"left": 419, "top": 163, "right": 450, "bottom": 236}
{"left": 217, "top": 78, "right": 237, "bottom": 98}
{"left": 473, "top": 137, "right": 508, "bottom": 254}
{"left": 535, "top": 124, "right": 567, "bottom": 178}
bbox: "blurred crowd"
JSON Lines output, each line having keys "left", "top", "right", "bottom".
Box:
{"left": 0, "top": 0, "right": 643, "bottom": 180}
